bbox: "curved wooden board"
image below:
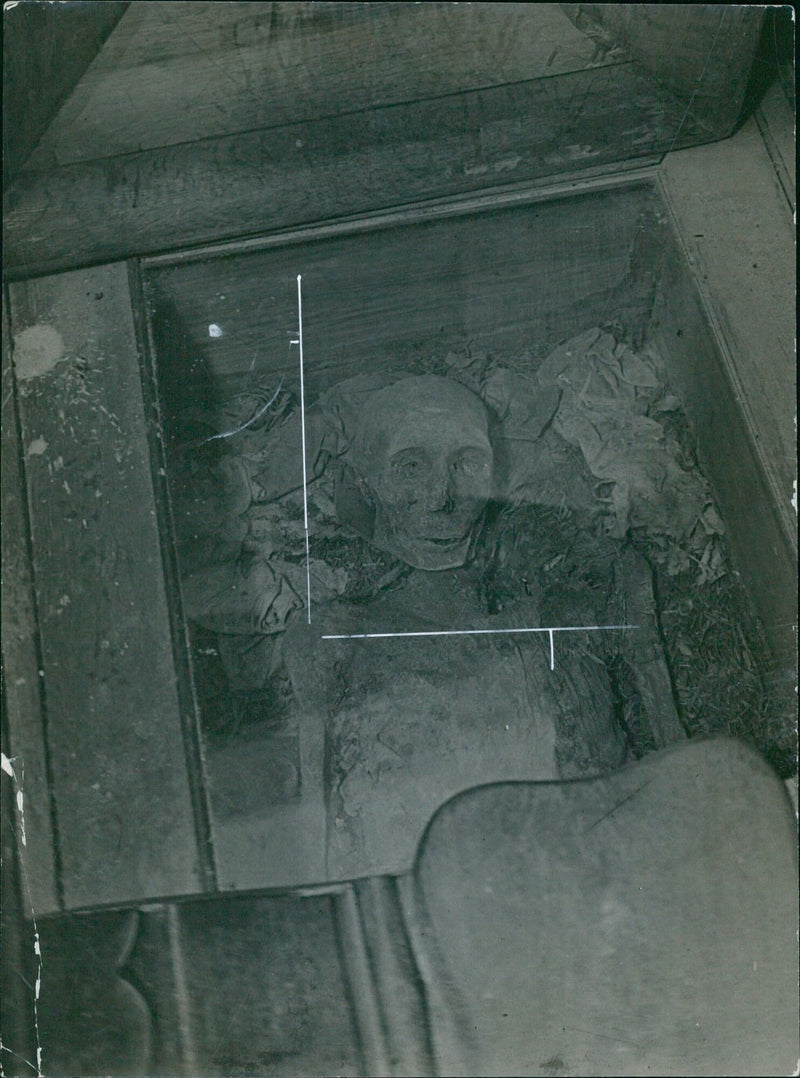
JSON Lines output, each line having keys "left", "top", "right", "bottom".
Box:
{"left": 410, "top": 739, "right": 798, "bottom": 1076}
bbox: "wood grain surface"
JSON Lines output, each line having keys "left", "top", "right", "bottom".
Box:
{"left": 3, "top": 4, "right": 765, "bottom": 279}
{"left": 648, "top": 216, "right": 796, "bottom": 677}
{"left": 659, "top": 117, "right": 796, "bottom": 537}
{"left": 411, "top": 739, "right": 798, "bottom": 1076}
{"left": 35, "top": 911, "right": 150, "bottom": 1077}
{"left": 4, "top": 64, "right": 683, "bottom": 282}
{"left": 130, "top": 894, "right": 363, "bottom": 1077}
{"left": 1, "top": 298, "right": 60, "bottom": 914}
{"left": 24, "top": 3, "right": 624, "bottom": 169}
{"left": 567, "top": 4, "right": 764, "bottom": 136}
{"left": 2, "top": 0, "right": 128, "bottom": 175}
{"left": 6, "top": 265, "right": 207, "bottom": 911}
{"left": 144, "top": 181, "right": 663, "bottom": 401}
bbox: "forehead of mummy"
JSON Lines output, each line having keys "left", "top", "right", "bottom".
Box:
{"left": 352, "top": 376, "right": 491, "bottom": 465}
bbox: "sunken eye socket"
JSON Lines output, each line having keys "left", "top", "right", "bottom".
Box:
{"left": 452, "top": 451, "right": 491, "bottom": 476}
{"left": 389, "top": 450, "right": 491, "bottom": 479}
{"left": 389, "top": 452, "right": 428, "bottom": 478}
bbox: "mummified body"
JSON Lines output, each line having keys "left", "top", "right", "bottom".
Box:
{"left": 281, "top": 376, "right": 663, "bottom": 879}
{"left": 181, "top": 372, "right": 681, "bottom": 880}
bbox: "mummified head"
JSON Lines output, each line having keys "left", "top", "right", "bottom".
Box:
{"left": 339, "top": 375, "right": 494, "bottom": 570}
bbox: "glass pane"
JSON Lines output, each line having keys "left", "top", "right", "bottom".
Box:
{"left": 141, "top": 187, "right": 790, "bottom": 890}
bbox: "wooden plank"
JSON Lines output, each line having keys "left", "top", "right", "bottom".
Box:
{"left": 143, "top": 182, "right": 662, "bottom": 398}
{"left": 6, "top": 264, "right": 208, "bottom": 910}
{"left": 152, "top": 894, "right": 362, "bottom": 1077}
{"left": 34, "top": 910, "right": 150, "bottom": 1078}
{"left": 2, "top": 1, "right": 128, "bottom": 175}
{"left": 568, "top": 4, "right": 764, "bottom": 139}
{"left": 351, "top": 877, "right": 434, "bottom": 1075}
{"left": 411, "top": 739, "right": 798, "bottom": 1076}
{"left": 754, "top": 77, "right": 795, "bottom": 212}
{"left": 0, "top": 684, "right": 38, "bottom": 1068}
{"left": 648, "top": 211, "right": 796, "bottom": 676}
{"left": 658, "top": 118, "right": 796, "bottom": 553}
{"left": 3, "top": 64, "right": 682, "bottom": 280}
{"left": 1, "top": 295, "right": 60, "bottom": 915}
{"left": 24, "top": 2, "right": 625, "bottom": 169}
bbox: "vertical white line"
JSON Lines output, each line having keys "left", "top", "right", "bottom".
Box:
{"left": 548, "top": 628, "right": 555, "bottom": 671}
{"left": 297, "top": 274, "right": 312, "bottom": 623}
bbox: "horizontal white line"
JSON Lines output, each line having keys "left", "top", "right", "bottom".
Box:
{"left": 321, "top": 625, "right": 639, "bottom": 641}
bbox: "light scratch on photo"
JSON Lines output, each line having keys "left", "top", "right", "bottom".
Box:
{"left": 188, "top": 378, "right": 284, "bottom": 447}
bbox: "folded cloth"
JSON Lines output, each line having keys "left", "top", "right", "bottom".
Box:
{"left": 181, "top": 557, "right": 303, "bottom": 635}
{"left": 535, "top": 329, "right": 720, "bottom": 545}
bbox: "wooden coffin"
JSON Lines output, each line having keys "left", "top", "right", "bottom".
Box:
{"left": 3, "top": 165, "right": 795, "bottom": 911}
{"left": 1, "top": 6, "right": 795, "bottom": 1077}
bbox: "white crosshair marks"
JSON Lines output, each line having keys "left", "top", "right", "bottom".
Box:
{"left": 289, "top": 275, "right": 638, "bottom": 662}
{"left": 289, "top": 274, "right": 312, "bottom": 623}
{"left": 321, "top": 625, "right": 639, "bottom": 671}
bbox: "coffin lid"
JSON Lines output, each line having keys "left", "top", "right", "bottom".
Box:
{"left": 3, "top": 2, "right": 766, "bottom": 279}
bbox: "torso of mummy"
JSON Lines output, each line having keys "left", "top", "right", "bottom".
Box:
{"left": 283, "top": 567, "right": 626, "bottom": 880}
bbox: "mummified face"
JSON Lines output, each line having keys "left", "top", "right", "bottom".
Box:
{"left": 352, "top": 376, "right": 493, "bottom": 570}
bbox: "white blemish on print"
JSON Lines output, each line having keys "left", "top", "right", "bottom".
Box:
{"left": 12, "top": 325, "right": 65, "bottom": 381}
{"left": 1, "top": 753, "right": 43, "bottom": 1075}
{"left": 26, "top": 437, "right": 48, "bottom": 457}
